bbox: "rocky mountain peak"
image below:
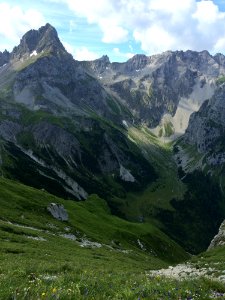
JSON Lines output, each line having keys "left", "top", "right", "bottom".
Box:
{"left": 125, "top": 54, "right": 149, "bottom": 71}
{"left": 98, "top": 55, "right": 110, "bottom": 64}
{"left": 11, "top": 23, "right": 66, "bottom": 59}
{"left": 86, "top": 55, "right": 111, "bottom": 74}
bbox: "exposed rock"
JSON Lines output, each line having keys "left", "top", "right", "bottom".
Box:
{"left": 208, "top": 220, "right": 225, "bottom": 250}
{"left": 11, "top": 23, "right": 67, "bottom": 60}
{"left": 85, "top": 49, "right": 224, "bottom": 130}
{"left": 47, "top": 203, "right": 68, "bottom": 221}
{"left": 0, "top": 120, "right": 22, "bottom": 142}
{"left": 120, "top": 165, "right": 135, "bottom": 182}
{"left": 0, "top": 50, "right": 10, "bottom": 67}
{"left": 182, "top": 83, "right": 225, "bottom": 169}
{"left": 25, "top": 235, "right": 47, "bottom": 241}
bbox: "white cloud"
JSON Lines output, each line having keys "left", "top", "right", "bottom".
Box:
{"left": 193, "top": 1, "right": 225, "bottom": 24}
{"left": 63, "top": 43, "right": 99, "bottom": 61}
{"left": 61, "top": 0, "right": 225, "bottom": 55}
{"left": 0, "top": 3, "right": 45, "bottom": 51}
{"left": 74, "top": 47, "right": 99, "bottom": 61}
{"left": 2, "top": 0, "right": 225, "bottom": 57}
{"left": 64, "top": 0, "right": 129, "bottom": 43}
{"left": 113, "top": 47, "right": 134, "bottom": 60}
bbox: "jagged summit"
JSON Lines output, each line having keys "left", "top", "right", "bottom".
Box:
{"left": 85, "top": 54, "right": 111, "bottom": 73}
{"left": 95, "top": 55, "right": 110, "bottom": 64}
{"left": 11, "top": 23, "right": 66, "bottom": 59}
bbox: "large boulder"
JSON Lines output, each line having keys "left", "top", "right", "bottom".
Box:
{"left": 47, "top": 203, "right": 68, "bottom": 221}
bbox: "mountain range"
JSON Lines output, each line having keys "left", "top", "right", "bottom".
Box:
{"left": 0, "top": 23, "right": 225, "bottom": 256}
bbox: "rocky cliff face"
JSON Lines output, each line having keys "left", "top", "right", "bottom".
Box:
{"left": 11, "top": 23, "right": 66, "bottom": 60}
{"left": 208, "top": 220, "right": 225, "bottom": 250}
{"left": 84, "top": 50, "right": 225, "bottom": 137}
{"left": 181, "top": 83, "right": 225, "bottom": 169}
{"left": 0, "top": 24, "right": 156, "bottom": 200}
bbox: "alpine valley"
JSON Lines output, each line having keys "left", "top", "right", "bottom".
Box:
{"left": 0, "top": 24, "right": 225, "bottom": 300}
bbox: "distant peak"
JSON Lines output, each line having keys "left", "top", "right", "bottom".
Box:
{"left": 96, "top": 55, "right": 110, "bottom": 64}
{"left": 11, "top": 23, "right": 66, "bottom": 59}
{"left": 126, "top": 54, "right": 149, "bottom": 71}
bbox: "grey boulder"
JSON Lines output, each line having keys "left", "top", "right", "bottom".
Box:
{"left": 47, "top": 203, "right": 68, "bottom": 221}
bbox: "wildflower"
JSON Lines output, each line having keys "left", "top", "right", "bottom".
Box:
{"left": 52, "top": 288, "right": 57, "bottom": 293}
{"left": 41, "top": 292, "right": 46, "bottom": 297}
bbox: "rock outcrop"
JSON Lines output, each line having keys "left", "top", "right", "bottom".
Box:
{"left": 208, "top": 220, "right": 225, "bottom": 250}
{"left": 47, "top": 203, "right": 68, "bottom": 221}
{"left": 183, "top": 83, "right": 225, "bottom": 167}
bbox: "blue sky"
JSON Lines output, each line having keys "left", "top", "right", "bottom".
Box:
{"left": 1, "top": 0, "right": 225, "bottom": 62}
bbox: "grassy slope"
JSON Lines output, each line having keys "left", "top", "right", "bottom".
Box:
{"left": 1, "top": 178, "right": 224, "bottom": 300}
{"left": 0, "top": 177, "right": 190, "bottom": 299}
{"left": 113, "top": 126, "right": 186, "bottom": 223}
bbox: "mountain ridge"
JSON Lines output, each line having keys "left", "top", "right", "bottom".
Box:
{"left": 0, "top": 23, "right": 225, "bottom": 254}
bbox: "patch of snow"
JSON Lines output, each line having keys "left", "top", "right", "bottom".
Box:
{"left": 30, "top": 50, "right": 37, "bottom": 57}
{"left": 122, "top": 120, "right": 128, "bottom": 127}
{"left": 136, "top": 69, "right": 140, "bottom": 72}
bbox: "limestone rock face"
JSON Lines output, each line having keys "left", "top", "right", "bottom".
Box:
{"left": 208, "top": 220, "right": 225, "bottom": 250}
{"left": 183, "top": 83, "right": 225, "bottom": 167}
{"left": 47, "top": 203, "right": 68, "bottom": 221}
{"left": 84, "top": 50, "right": 225, "bottom": 133}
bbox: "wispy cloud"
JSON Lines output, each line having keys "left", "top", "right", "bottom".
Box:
{"left": 113, "top": 47, "right": 134, "bottom": 61}
{"left": 60, "top": 0, "right": 225, "bottom": 54}
{"left": 0, "top": 2, "right": 45, "bottom": 50}
{"left": 2, "top": 0, "right": 225, "bottom": 61}
{"left": 63, "top": 42, "right": 99, "bottom": 60}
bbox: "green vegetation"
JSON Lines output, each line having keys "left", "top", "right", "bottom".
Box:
{"left": 216, "top": 76, "right": 225, "bottom": 86}
{"left": 114, "top": 126, "right": 186, "bottom": 222}
{"left": 0, "top": 177, "right": 225, "bottom": 299}
{"left": 164, "top": 121, "right": 174, "bottom": 137}
{"left": 158, "top": 171, "right": 225, "bottom": 253}
{"left": 0, "top": 179, "right": 225, "bottom": 300}
{"left": 0, "top": 177, "right": 192, "bottom": 299}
